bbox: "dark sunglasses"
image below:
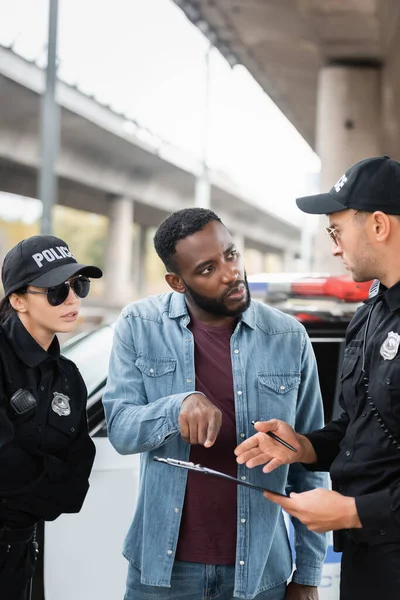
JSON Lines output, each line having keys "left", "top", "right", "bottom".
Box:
{"left": 25, "top": 276, "right": 90, "bottom": 307}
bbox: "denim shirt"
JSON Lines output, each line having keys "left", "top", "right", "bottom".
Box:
{"left": 103, "top": 293, "right": 328, "bottom": 599}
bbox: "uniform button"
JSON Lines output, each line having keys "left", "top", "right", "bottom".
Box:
{"left": 345, "top": 450, "right": 351, "bottom": 457}
{"left": 1, "top": 498, "right": 7, "bottom": 504}
{"left": 174, "top": 508, "right": 179, "bottom": 513}
{"left": 240, "top": 433, "right": 245, "bottom": 438}
{"left": 241, "top": 518, "right": 246, "bottom": 524}
{"left": 239, "top": 560, "right": 245, "bottom": 566}
{"left": 241, "top": 476, "right": 246, "bottom": 481}
{"left": 40, "top": 385, "right": 45, "bottom": 391}
{"left": 37, "top": 425, "right": 42, "bottom": 432}
{"left": 167, "top": 549, "right": 173, "bottom": 555}
{"left": 234, "top": 349, "right": 239, "bottom": 354}
{"left": 186, "top": 379, "right": 192, "bottom": 384}
{"left": 386, "top": 378, "right": 392, "bottom": 385}
{"left": 237, "top": 390, "right": 243, "bottom": 396}
{"left": 361, "top": 412, "right": 367, "bottom": 417}
{"left": 65, "top": 385, "right": 69, "bottom": 390}
{"left": 70, "top": 427, "right": 75, "bottom": 433}
{"left": 380, "top": 529, "right": 386, "bottom": 536}
{"left": 149, "top": 368, "right": 154, "bottom": 374}
{"left": 279, "top": 385, "right": 286, "bottom": 391}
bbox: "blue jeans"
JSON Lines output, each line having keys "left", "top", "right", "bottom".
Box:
{"left": 124, "top": 561, "right": 287, "bottom": 600}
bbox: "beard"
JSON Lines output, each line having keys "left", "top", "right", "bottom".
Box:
{"left": 182, "top": 273, "right": 251, "bottom": 318}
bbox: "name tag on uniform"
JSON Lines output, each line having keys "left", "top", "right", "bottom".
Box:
{"left": 380, "top": 331, "right": 400, "bottom": 360}
{"left": 51, "top": 392, "right": 71, "bottom": 416}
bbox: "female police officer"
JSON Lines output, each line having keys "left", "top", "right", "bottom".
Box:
{"left": 0, "top": 234, "right": 102, "bottom": 599}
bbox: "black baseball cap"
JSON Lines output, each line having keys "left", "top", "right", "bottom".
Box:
{"left": 2, "top": 235, "right": 102, "bottom": 297}
{"left": 296, "top": 155, "right": 400, "bottom": 215}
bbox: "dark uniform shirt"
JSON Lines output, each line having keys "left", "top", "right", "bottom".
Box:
{"left": 306, "top": 279, "right": 400, "bottom": 547}
{"left": 0, "top": 313, "right": 95, "bottom": 528}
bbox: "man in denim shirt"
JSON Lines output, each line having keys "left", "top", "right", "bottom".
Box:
{"left": 103, "top": 208, "right": 327, "bottom": 600}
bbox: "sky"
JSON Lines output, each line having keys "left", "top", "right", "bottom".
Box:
{"left": 0, "top": 0, "right": 320, "bottom": 226}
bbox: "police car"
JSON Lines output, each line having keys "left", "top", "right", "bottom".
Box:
{"left": 33, "top": 274, "right": 371, "bottom": 600}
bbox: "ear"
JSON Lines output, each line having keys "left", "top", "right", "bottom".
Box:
{"left": 165, "top": 272, "right": 186, "bottom": 294}
{"left": 371, "top": 211, "right": 391, "bottom": 242}
{"left": 9, "top": 293, "right": 28, "bottom": 313}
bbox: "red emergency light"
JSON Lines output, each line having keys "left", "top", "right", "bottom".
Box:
{"left": 290, "top": 276, "right": 372, "bottom": 302}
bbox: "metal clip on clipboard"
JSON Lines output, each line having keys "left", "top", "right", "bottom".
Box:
{"left": 153, "top": 457, "right": 287, "bottom": 497}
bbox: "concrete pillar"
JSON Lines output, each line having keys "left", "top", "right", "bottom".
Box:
{"left": 105, "top": 196, "right": 135, "bottom": 306}
{"left": 283, "top": 250, "right": 296, "bottom": 273}
{"left": 264, "top": 252, "right": 283, "bottom": 273}
{"left": 313, "top": 64, "right": 382, "bottom": 272}
{"left": 132, "top": 225, "right": 148, "bottom": 299}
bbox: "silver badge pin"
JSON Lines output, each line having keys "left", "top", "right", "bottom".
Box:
{"left": 51, "top": 392, "right": 71, "bottom": 416}
{"left": 380, "top": 331, "right": 400, "bottom": 360}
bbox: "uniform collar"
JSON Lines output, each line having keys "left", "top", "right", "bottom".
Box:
{"left": 364, "top": 279, "right": 400, "bottom": 312}
{"left": 2, "top": 312, "right": 60, "bottom": 368}
{"left": 168, "top": 291, "right": 256, "bottom": 329}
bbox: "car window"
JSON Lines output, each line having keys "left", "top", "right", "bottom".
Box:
{"left": 62, "top": 324, "right": 114, "bottom": 396}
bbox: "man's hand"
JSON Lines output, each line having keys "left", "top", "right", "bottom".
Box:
{"left": 179, "top": 393, "right": 222, "bottom": 447}
{"left": 284, "top": 582, "right": 318, "bottom": 600}
{"left": 234, "top": 419, "right": 316, "bottom": 472}
{"left": 264, "top": 488, "right": 362, "bottom": 533}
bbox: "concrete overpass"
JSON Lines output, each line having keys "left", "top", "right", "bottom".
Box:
{"left": 0, "top": 44, "right": 300, "bottom": 304}
{"left": 175, "top": 0, "right": 400, "bottom": 270}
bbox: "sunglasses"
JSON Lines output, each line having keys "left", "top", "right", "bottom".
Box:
{"left": 25, "top": 276, "right": 90, "bottom": 306}
{"left": 325, "top": 225, "right": 339, "bottom": 245}
{"left": 325, "top": 210, "right": 360, "bottom": 246}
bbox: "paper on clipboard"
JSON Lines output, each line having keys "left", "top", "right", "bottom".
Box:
{"left": 153, "top": 457, "right": 287, "bottom": 497}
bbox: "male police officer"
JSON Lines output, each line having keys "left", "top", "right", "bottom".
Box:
{"left": 235, "top": 156, "right": 400, "bottom": 600}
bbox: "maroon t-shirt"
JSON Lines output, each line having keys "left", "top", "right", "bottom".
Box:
{"left": 175, "top": 318, "right": 238, "bottom": 565}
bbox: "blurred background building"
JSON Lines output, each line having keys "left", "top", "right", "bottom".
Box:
{"left": 1, "top": 0, "right": 397, "bottom": 319}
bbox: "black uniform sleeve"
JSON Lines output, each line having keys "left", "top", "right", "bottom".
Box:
{"left": 0, "top": 398, "right": 47, "bottom": 493}
{"left": 0, "top": 393, "right": 87, "bottom": 494}
{"left": 355, "top": 480, "right": 400, "bottom": 531}
{"left": 303, "top": 395, "right": 350, "bottom": 472}
{"left": 8, "top": 403, "right": 96, "bottom": 521}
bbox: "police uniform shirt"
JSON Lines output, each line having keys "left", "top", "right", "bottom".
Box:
{"left": 0, "top": 313, "right": 95, "bottom": 528}
{"left": 306, "top": 279, "right": 400, "bottom": 546}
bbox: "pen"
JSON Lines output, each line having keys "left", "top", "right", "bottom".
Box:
{"left": 251, "top": 421, "right": 297, "bottom": 453}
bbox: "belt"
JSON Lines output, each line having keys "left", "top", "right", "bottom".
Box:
{"left": 0, "top": 524, "right": 36, "bottom": 544}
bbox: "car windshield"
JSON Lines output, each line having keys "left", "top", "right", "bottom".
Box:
{"left": 62, "top": 324, "right": 115, "bottom": 396}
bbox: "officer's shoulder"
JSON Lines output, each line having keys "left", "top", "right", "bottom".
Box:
{"left": 59, "top": 353, "right": 83, "bottom": 373}
{"left": 251, "top": 299, "right": 306, "bottom": 336}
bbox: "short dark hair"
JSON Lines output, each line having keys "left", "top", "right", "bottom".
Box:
{"left": 153, "top": 208, "right": 223, "bottom": 272}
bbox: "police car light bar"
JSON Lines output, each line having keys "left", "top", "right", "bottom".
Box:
{"left": 248, "top": 274, "right": 371, "bottom": 302}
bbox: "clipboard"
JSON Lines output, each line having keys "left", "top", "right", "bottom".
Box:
{"left": 153, "top": 457, "right": 287, "bottom": 497}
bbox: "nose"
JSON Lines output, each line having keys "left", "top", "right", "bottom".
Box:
{"left": 64, "top": 283, "right": 79, "bottom": 304}
{"left": 332, "top": 242, "right": 341, "bottom": 257}
{"left": 221, "top": 267, "right": 239, "bottom": 284}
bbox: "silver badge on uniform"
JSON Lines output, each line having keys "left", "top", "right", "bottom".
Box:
{"left": 51, "top": 392, "right": 71, "bottom": 416}
{"left": 380, "top": 331, "right": 400, "bottom": 360}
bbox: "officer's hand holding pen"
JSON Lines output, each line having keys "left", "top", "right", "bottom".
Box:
{"left": 234, "top": 419, "right": 317, "bottom": 473}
